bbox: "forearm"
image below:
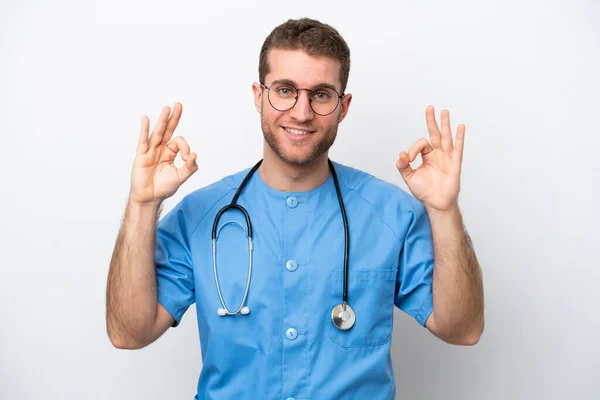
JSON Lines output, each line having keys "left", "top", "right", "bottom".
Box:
{"left": 427, "top": 203, "right": 484, "bottom": 342}
{"left": 106, "top": 199, "right": 162, "bottom": 347}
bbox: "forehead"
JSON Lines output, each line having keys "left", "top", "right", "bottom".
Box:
{"left": 266, "top": 48, "right": 341, "bottom": 89}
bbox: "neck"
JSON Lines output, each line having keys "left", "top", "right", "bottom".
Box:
{"left": 258, "top": 148, "right": 330, "bottom": 192}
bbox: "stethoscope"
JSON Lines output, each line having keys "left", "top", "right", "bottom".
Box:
{"left": 212, "top": 158, "right": 355, "bottom": 331}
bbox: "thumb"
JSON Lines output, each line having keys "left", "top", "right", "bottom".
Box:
{"left": 396, "top": 152, "right": 414, "bottom": 182}
{"left": 177, "top": 152, "right": 199, "bottom": 184}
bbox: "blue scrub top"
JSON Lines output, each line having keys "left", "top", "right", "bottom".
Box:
{"left": 155, "top": 160, "right": 434, "bottom": 400}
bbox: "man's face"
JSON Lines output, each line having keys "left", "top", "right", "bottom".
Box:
{"left": 252, "top": 49, "right": 352, "bottom": 166}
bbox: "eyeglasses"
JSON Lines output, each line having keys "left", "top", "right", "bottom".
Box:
{"left": 261, "top": 82, "right": 343, "bottom": 116}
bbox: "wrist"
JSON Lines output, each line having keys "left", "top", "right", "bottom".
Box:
{"left": 425, "top": 202, "right": 463, "bottom": 230}
{"left": 127, "top": 197, "right": 162, "bottom": 213}
{"left": 425, "top": 201, "right": 460, "bottom": 216}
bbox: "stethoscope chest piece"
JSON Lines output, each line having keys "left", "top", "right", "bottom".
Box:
{"left": 331, "top": 303, "right": 355, "bottom": 330}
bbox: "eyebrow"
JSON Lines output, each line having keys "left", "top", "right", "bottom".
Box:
{"left": 270, "top": 79, "right": 340, "bottom": 93}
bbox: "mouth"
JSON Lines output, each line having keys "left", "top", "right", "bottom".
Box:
{"left": 282, "top": 126, "right": 316, "bottom": 141}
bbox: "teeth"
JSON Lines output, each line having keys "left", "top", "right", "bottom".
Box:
{"left": 285, "top": 127, "right": 311, "bottom": 135}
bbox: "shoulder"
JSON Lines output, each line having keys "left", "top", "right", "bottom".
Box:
{"left": 183, "top": 166, "right": 250, "bottom": 206}
{"left": 331, "top": 160, "right": 428, "bottom": 238}
{"left": 158, "top": 166, "right": 252, "bottom": 236}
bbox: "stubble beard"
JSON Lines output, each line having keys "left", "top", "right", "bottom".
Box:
{"left": 260, "top": 109, "right": 338, "bottom": 166}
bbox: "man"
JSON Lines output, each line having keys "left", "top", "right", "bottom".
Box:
{"left": 106, "top": 18, "right": 484, "bottom": 399}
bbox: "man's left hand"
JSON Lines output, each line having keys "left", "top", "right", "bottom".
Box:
{"left": 396, "top": 105, "right": 465, "bottom": 213}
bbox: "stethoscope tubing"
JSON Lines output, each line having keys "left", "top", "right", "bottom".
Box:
{"left": 211, "top": 158, "right": 352, "bottom": 327}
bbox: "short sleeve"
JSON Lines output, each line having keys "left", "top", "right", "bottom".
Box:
{"left": 155, "top": 199, "right": 195, "bottom": 328}
{"left": 394, "top": 198, "right": 434, "bottom": 326}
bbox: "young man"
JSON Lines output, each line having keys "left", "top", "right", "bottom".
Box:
{"left": 106, "top": 18, "right": 484, "bottom": 399}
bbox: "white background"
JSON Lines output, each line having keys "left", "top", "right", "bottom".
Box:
{"left": 1, "top": 0, "right": 599, "bottom": 399}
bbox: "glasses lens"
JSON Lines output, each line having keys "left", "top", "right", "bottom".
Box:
{"left": 268, "top": 83, "right": 297, "bottom": 111}
{"left": 266, "top": 83, "right": 341, "bottom": 115}
{"left": 310, "top": 87, "right": 339, "bottom": 115}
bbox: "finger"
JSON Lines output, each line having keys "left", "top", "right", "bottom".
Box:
{"left": 138, "top": 115, "right": 150, "bottom": 155}
{"left": 177, "top": 151, "right": 199, "bottom": 184}
{"left": 396, "top": 151, "right": 415, "bottom": 182}
{"left": 453, "top": 124, "right": 466, "bottom": 166}
{"left": 426, "top": 105, "right": 442, "bottom": 148}
{"left": 162, "top": 102, "right": 183, "bottom": 145}
{"left": 148, "top": 106, "right": 172, "bottom": 148}
{"left": 440, "top": 109, "right": 454, "bottom": 154}
{"left": 165, "top": 136, "right": 191, "bottom": 161}
{"left": 407, "top": 138, "right": 434, "bottom": 162}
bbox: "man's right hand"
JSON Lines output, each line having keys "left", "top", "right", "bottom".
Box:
{"left": 129, "top": 102, "right": 198, "bottom": 206}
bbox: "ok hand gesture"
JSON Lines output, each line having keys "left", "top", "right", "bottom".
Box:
{"left": 129, "top": 102, "right": 198, "bottom": 206}
{"left": 396, "top": 106, "right": 465, "bottom": 212}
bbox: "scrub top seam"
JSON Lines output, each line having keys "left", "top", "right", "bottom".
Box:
{"left": 280, "top": 202, "right": 286, "bottom": 399}
{"left": 338, "top": 178, "right": 401, "bottom": 241}
{"left": 186, "top": 187, "right": 237, "bottom": 240}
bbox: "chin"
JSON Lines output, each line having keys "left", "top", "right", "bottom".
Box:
{"left": 261, "top": 117, "right": 336, "bottom": 166}
{"left": 276, "top": 136, "right": 336, "bottom": 166}
{"left": 275, "top": 149, "right": 319, "bottom": 166}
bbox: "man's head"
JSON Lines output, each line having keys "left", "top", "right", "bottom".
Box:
{"left": 252, "top": 18, "right": 352, "bottom": 166}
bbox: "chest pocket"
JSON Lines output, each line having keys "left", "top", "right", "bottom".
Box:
{"left": 327, "top": 268, "right": 397, "bottom": 348}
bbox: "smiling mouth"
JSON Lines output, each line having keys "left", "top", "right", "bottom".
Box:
{"left": 283, "top": 126, "right": 315, "bottom": 136}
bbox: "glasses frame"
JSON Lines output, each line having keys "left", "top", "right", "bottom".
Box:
{"left": 260, "top": 82, "right": 344, "bottom": 116}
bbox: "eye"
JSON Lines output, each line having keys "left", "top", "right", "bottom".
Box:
{"left": 313, "top": 90, "right": 332, "bottom": 101}
{"left": 274, "top": 84, "right": 295, "bottom": 97}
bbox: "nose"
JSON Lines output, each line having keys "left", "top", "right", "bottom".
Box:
{"left": 289, "top": 89, "right": 314, "bottom": 123}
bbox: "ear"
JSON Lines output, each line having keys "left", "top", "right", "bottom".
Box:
{"left": 252, "top": 82, "right": 263, "bottom": 114}
{"left": 337, "top": 93, "right": 352, "bottom": 123}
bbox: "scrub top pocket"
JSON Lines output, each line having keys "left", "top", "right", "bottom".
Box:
{"left": 327, "top": 268, "right": 397, "bottom": 348}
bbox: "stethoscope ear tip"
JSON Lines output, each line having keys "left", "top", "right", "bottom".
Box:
{"left": 217, "top": 307, "right": 250, "bottom": 316}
